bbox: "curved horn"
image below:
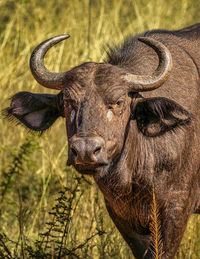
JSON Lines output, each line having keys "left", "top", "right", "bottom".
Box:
{"left": 123, "top": 37, "right": 172, "bottom": 92}
{"left": 30, "top": 34, "right": 70, "bottom": 90}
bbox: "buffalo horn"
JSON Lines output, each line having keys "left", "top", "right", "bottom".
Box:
{"left": 30, "top": 34, "right": 70, "bottom": 90}
{"left": 124, "top": 37, "right": 172, "bottom": 92}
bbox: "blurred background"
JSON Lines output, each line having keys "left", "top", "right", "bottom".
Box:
{"left": 1, "top": 0, "right": 200, "bottom": 258}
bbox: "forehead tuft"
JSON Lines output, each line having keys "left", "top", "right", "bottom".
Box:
{"left": 64, "top": 62, "right": 96, "bottom": 86}
{"left": 63, "top": 62, "right": 97, "bottom": 101}
{"left": 94, "top": 64, "right": 127, "bottom": 100}
{"left": 62, "top": 62, "right": 128, "bottom": 103}
{"left": 94, "top": 64, "right": 125, "bottom": 86}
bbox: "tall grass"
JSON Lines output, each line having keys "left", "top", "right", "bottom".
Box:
{"left": 1, "top": 0, "right": 200, "bottom": 258}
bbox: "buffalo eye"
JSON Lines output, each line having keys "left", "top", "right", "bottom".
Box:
{"left": 108, "top": 99, "right": 125, "bottom": 109}
{"left": 116, "top": 99, "right": 124, "bottom": 107}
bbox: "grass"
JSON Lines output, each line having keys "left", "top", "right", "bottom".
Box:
{"left": 1, "top": 0, "right": 200, "bottom": 258}
{"left": 150, "top": 186, "right": 164, "bottom": 258}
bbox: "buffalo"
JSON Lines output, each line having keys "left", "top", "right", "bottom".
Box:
{"left": 6, "top": 23, "right": 200, "bottom": 258}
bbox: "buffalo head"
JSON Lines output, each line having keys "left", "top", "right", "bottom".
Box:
{"left": 6, "top": 35, "right": 191, "bottom": 176}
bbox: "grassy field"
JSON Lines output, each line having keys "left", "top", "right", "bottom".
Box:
{"left": 1, "top": 0, "right": 200, "bottom": 258}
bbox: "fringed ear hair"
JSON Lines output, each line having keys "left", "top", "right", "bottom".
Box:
{"left": 133, "top": 97, "right": 192, "bottom": 137}
{"left": 5, "top": 91, "right": 64, "bottom": 133}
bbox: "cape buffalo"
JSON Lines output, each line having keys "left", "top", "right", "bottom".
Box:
{"left": 6, "top": 23, "right": 200, "bottom": 258}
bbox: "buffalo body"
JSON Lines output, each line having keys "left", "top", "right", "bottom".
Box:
{"left": 6, "top": 23, "right": 200, "bottom": 258}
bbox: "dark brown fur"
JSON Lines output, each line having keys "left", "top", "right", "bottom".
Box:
{"left": 6, "top": 24, "right": 200, "bottom": 258}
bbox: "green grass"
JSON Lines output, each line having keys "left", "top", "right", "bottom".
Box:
{"left": 1, "top": 0, "right": 200, "bottom": 258}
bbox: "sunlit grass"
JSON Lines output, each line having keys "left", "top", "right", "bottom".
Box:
{"left": 1, "top": 0, "right": 200, "bottom": 257}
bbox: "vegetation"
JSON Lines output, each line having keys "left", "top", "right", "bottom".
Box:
{"left": 1, "top": 0, "right": 200, "bottom": 258}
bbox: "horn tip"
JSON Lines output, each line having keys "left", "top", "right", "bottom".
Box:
{"left": 64, "top": 34, "right": 70, "bottom": 38}
{"left": 57, "top": 34, "right": 70, "bottom": 40}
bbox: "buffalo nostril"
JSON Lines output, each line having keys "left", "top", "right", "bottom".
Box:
{"left": 71, "top": 147, "right": 77, "bottom": 158}
{"left": 69, "top": 137, "right": 106, "bottom": 164}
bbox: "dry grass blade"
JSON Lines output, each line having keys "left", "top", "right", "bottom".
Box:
{"left": 150, "top": 185, "right": 164, "bottom": 259}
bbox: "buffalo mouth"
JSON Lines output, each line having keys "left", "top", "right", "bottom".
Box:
{"left": 73, "top": 162, "right": 109, "bottom": 175}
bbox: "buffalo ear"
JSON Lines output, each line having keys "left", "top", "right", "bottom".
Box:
{"left": 133, "top": 97, "right": 192, "bottom": 137}
{"left": 5, "top": 91, "right": 64, "bottom": 133}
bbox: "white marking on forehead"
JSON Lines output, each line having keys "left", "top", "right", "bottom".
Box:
{"left": 107, "top": 110, "right": 113, "bottom": 121}
{"left": 71, "top": 110, "right": 76, "bottom": 122}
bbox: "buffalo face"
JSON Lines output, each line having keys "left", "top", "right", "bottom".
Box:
{"left": 62, "top": 63, "right": 133, "bottom": 175}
